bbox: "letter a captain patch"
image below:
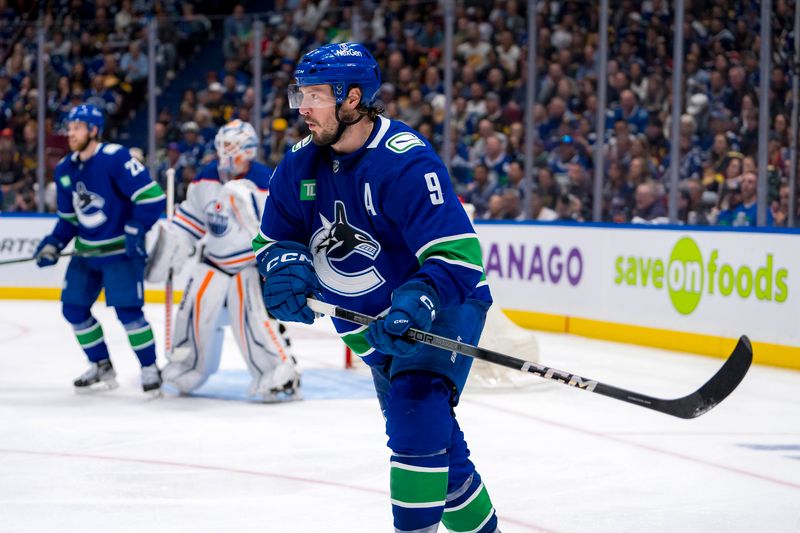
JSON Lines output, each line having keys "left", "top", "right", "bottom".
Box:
{"left": 300, "top": 180, "right": 316, "bottom": 200}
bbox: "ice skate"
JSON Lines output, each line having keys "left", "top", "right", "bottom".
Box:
{"left": 249, "top": 358, "right": 302, "bottom": 403}
{"left": 141, "top": 364, "right": 163, "bottom": 398}
{"left": 73, "top": 359, "right": 118, "bottom": 392}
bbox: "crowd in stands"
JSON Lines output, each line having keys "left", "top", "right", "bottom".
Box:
{"left": 1, "top": 0, "right": 799, "bottom": 228}
{"left": 0, "top": 0, "right": 217, "bottom": 212}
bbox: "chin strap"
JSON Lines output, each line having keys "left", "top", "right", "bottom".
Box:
{"left": 327, "top": 104, "right": 366, "bottom": 146}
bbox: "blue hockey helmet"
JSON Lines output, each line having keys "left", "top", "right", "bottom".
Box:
{"left": 66, "top": 104, "right": 105, "bottom": 136}
{"left": 290, "top": 42, "right": 381, "bottom": 109}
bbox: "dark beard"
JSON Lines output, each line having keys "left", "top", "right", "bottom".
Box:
{"left": 75, "top": 137, "right": 91, "bottom": 152}
{"left": 311, "top": 128, "right": 337, "bottom": 146}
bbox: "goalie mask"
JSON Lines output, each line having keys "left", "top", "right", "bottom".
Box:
{"left": 215, "top": 119, "right": 258, "bottom": 177}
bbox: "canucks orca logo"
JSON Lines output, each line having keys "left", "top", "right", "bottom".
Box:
{"left": 72, "top": 182, "right": 107, "bottom": 228}
{"left": 310, "top": 201, "right": 384, "bottom": 296}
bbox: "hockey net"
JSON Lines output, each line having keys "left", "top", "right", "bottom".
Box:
{"left": 344, "top": 305, "right": 542, "bottom": 392}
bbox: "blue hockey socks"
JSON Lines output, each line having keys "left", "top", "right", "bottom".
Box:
{"left": 63, "top": 305, "right": 110, "bottom": 363}
{"left": 442, "top": 472, "right": 498, "bottom": 533}
{"left": 390, "top": 453, "right": 449, "bottom": 532}
{"left": 116, "top": 307, "right": 156, "bottom": 367}
{"left": 71, "top": 317, "right": 110, "bottom": 363}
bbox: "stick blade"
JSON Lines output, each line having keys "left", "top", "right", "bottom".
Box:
{"left": 667, "top": 335, "right": 753, "bottom": 419}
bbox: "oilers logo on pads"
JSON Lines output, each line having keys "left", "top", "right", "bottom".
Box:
{"left": 72, "top": 182, "right": 107, "bottom": 228}
{"left": 310, "top": 201, "right": 385, "bottom": 296}
{"left": 205, "top": 201, "right": 230, "bottom": 237}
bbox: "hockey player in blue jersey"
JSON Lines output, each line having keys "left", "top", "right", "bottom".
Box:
{"left": 253, "top": 43, "right": 500, "bottom": 532}
{"left": 34, "top": 104, "right": 166, "bottom": 395}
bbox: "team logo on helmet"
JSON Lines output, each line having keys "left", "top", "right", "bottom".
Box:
{"left": 310, "top": 201, "right": 384, "bottom": 296}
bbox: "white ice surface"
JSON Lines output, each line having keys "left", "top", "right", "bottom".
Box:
{"left": 0, "top": 300, "right": 799, "bottom": 533}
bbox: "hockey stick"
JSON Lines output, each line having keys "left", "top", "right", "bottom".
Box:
{"left": 0, "top": 250, "right": 101, "bottom": 267}
{"left": 306, "top": 299, "right": 753, "bottom": 419}
{"left": 164, "top": 168, "right": 176, "bottom": 356}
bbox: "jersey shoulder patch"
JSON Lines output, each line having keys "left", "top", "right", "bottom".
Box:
{"left": 384, "top": 131, "right": 425, "bottom": 154}
{"left": 291, "top": 135, "right": 313, "bottom": 153}
{"left": 102, "top": 143, "right": 124, "bottom": 155}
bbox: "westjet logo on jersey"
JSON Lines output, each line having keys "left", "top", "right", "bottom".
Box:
{"left": 310, "top": 201, "right": 385, "bottom": 296}
{"left": 72, "top": 182, "right": 107, "bottom": 228}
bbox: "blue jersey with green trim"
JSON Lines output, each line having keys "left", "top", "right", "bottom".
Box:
{"left": 52, "top": 142, "right": 166, "bottom": 262}
{"left": 255, "top": 116, "right": 491, "bottom": 356}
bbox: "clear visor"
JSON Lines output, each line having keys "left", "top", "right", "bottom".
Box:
{"left": 288, "top": 84, "right": 337, "bottom": 109}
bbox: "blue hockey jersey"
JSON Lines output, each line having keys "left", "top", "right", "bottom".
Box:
{"left": 51, "top": 143, "right": 166, "bottom": 262}
{"left": 253, "top": 116, "right": 491, "bottom": 359}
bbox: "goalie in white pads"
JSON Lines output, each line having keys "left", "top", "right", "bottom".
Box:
{"left": 146, "top": 119, "right": 301, "bottom": 401}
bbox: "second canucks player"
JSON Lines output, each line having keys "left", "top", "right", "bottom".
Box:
{"left": 34, "top": 104, "right": 166, "bottom": 395}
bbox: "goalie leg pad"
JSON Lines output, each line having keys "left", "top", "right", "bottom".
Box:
{"left": 227, "top": 268, "right": 300, "bottom": 399}
{"left": 163, "top": 263, "right": 227, "bottom": 393}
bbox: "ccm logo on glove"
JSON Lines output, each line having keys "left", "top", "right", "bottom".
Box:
{"left": 265, "top": 252, "right": 313, "bottom": 272}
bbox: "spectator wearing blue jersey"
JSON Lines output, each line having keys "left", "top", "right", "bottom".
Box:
{"left": 607, "top": 89, "right": 649, "bottom": 135}
{"left": 253, "top": 42, "right": 501, "bottom": 533}
{"left": 33, "top": 104, "right": 166, "bottom": 396}
{"left": 720, "top": 171, "right": 774, "bottom": 227}
{"left": 177, "top": 121, "right": 205, "bottom": 169}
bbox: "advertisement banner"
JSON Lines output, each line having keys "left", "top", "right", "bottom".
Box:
{"left": 476, "top": 221, "right": 800, "bottom": 366}
{"left": 0, "top": 215, "right": 189, "bottom": 299}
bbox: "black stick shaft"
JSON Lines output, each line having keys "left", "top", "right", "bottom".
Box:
{"left": 0, "top": 251, "right": 95, "bottom": 267}
{"left": 306, "top": 299, "right": 752, "bottom": 419}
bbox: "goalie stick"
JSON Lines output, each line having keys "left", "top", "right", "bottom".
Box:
{"left": 164, "top": 167, "right": 176, "bottom": 355}
{"left": 306, "top": 299, "right": 752, "bottom": 419}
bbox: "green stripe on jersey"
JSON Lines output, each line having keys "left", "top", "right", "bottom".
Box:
{"left": 252, "top": 232, "right": 275, "bottom": 258}
{"left": 390, "top": 462, "right": 448, "bottom": 507}
{"left": 58, "top": 211, "right": 78, "bottom": 225}
{"left": 131, "top": 182, "right": 166, "bottom": 204}
{"left": 75, "top": 322, "right": 104, "bottom": 348}
{"left": 341, "top": 326, "right": 373, "bottom": 356}
{"left": 75, "top": 235, "right": 126, "bottom": 254}
{"left": 418, "top": 236, "right": 484, "bottom": 272}
{"left": 441, "top": 483, "right": 495, "bottom": 533}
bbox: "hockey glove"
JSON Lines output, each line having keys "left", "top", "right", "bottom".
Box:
{"left": 124, "top": 221, "right": 148, "bottom": 260}
{"left": 34, "top": 235, "right": 64, "bottom": 268}
{"left": 258, "top": 241, "right": 322, "bottom": 324}
{"left": 365, "top": 281, "right": 440, "bottom": 357}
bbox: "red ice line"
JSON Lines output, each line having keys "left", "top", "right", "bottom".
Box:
{"left": 0, "top": 448, "right": 552, "bottom": 533}
{"left": 463, "top": 398, "right": 800, "bottom": 492}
